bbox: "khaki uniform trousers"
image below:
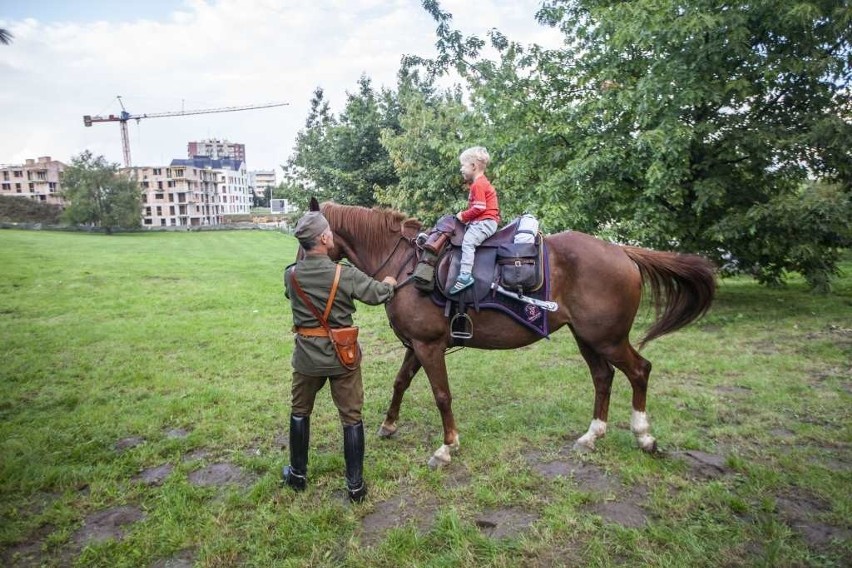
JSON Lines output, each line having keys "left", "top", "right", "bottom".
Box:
{"left": 291, "top": 367, "right": 363, "bottom": 426}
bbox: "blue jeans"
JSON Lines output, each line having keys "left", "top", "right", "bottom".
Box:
{"left": 460, "top": 219, "right": 497, "bottom": 274}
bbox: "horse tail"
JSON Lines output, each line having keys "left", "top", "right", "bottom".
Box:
{"left": 622, "top": 247, "right": 716, "bottom": 348}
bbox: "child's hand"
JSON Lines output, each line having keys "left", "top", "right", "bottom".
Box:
{"left": 456, "top": 212, "right": 464, "bottom": 222}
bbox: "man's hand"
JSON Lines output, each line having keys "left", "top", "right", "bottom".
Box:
{"left": 382, "top": 276, "right": 397, "bottom": 286}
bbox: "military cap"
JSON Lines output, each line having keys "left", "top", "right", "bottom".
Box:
{"left": 294, "top": 211, "right": 330, "bottom": 242}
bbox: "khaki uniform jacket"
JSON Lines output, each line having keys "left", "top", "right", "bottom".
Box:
{"left": 285, "top": 255, "right": 395, "bottom": 376}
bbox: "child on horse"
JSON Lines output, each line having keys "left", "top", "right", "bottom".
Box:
{"left": 449, "top": 146, "right": 501, "bottom": 295}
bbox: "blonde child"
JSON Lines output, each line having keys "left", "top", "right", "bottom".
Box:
{"left": 449, "top": 146, "right": 501, "bottom": 294}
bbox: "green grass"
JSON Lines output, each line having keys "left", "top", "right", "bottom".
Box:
{"left": 1, "top": 229, "right": 849, "bottom": 567}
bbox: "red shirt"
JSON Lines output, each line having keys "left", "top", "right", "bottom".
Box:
{"left": 459, "top": 175, "right": 500, "bottom": 223}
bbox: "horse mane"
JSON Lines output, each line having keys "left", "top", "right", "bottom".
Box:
{"left": 320, "top": 202, "right": 422, "bottom": 252}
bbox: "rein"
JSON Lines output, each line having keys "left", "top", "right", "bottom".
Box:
{"left": 367, "top": 235, "right": 418, "bottom": 289}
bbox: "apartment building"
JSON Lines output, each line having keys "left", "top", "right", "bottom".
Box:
{"left": 187, "top": 138, "right": 246, "bottom": 161}
{"left": 0, "top": 156, "right": 66, "bottom": 205}
{"left": 126, "top": 157, "right": 250, "bottom": 228}
{"left": 248, "top": 169, "right": 276, "bottom": 200}
{"left": 171, "top": 157, "right": 251, "bottom": 216}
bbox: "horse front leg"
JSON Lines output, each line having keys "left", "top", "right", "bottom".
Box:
{"left": 572, "top": 336, "right": 615, "bottom": 452}
{"left": 378, "top": 347, "right": 421, "bottom": 438}
{"left": 412, "top": 340, "right": 459, "bottom": 469}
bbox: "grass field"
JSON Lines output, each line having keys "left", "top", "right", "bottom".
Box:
{"left": 0, "top": 229, "right": 849, "bottom": 567}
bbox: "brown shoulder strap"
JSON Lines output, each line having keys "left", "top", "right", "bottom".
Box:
{"left": 289, "top": 264, "right": 342, "bottom": 332}
{"left": 323, "top": 264, "right": 342, "bottom": 322}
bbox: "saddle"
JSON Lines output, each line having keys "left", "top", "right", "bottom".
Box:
{"left": 411, "top": 215, "right": 550, "bottom": 339}
{"left": 414, "top": 215, "right": 544, "bottom": 298}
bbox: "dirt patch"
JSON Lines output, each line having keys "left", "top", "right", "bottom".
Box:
{"left": 524, "top": 449, "right": 620, "bottom": 494}
{"left": 475, "top": 507, "right": 539, "bottom": 539}
{"left": 768, "top": 428, "right": 795, "bottom": 439}
{"left": 359, "top": 488, "right": 437, "bottom": 546}
{"left": 274, "top": 430, "right": 288, "bottom": 449}
{"left": 133, "top": 463, "right": 174, "bottom": 486}
{"left": 445, "top": 463, "right": 472, "bottom": 488}
{"left": 672, "top": 451, "right": 732, "bottom": 480}
{"left": 776, "top": 491, "right": 852, "bottom": 550}
{"left": 587, "top": 500, "right": 648, "bottom": 528}
{"left": 114, "top": 436, "right": 145, "bottom": 452}
{"left": 182, "top": 448, "right": 211, "bottom": 462}
{"left": 187, "top": 462, "right": 255, "bottom": 488}
{"left": 0, "top": 523, "right": 54, "bottom": 567}
{"left": 73, "top": 505, "right": 145, "bottom": 546}
{"left": 150, "top": 548, "right": 196, "bottom": 568}
{"left": 165, "top": 428, "right": 190, "bottom": 439}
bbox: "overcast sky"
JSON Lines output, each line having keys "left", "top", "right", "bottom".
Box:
{"left": 0, "top": 0, "right": 561, "bottom": 179}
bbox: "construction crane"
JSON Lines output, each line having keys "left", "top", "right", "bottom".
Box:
{"left": 83, "top": 96, "right": 289, "bottom": 167}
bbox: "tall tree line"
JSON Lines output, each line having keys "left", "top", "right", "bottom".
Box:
{"left": 285, "top": 0, "right": 851, "bottom": 290}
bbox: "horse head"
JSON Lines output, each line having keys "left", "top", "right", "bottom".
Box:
{"left": 318, "top": 200, "right": 421, "bottom": 279}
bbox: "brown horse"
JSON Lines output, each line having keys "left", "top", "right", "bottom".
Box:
{"left": 314, "top": 200, "right": 716, "bottom": 468}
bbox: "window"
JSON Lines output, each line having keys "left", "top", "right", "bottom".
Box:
{"left": 153, "top": 168, "right": 162, "bottom": 175}
{"left": 155, "top": 193, "right": 164, "bottom": 200}
{"left": 169, "top": 206, "right": 175, "bottom": 215}
{"left": 160, "top": 218, "right": 166, "bottom": 226}
{"left": 156, "top": 206, "right": 162, "bottom": 216}
{"left": 145, "top": 207, "right": 151, "bottom": 215}
{"left": 144, "top": 218, "right": 152, "bottom": 225}
{"left": 157, "top": 181, "right": 163, "bottom": 190}
{"left": 49, "top": 182, "right": 57, "bottom": 192}
{"left": 1, "top": 183, "right": 9, "bottom": 190}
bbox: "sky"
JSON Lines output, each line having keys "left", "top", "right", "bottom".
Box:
{"left": 0, "top": 0, "right": 562, "bottom": 180}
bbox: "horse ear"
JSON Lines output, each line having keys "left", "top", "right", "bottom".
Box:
{"left": 309, "top": 197, "right": 320, "bottom": 212}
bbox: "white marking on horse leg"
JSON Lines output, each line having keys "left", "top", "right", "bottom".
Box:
{"left": 575, "top": 419, "right": 607, "bottom": 451}
{"left": 448, "top": 432, "right": 460, "bottom": 451}
{"left": 631, "top": 410, "right": 656, "bottom": 451}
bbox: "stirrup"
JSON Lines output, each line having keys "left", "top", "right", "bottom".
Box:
{"left": 449, "top": 312, "right": 473, "bottom": 339}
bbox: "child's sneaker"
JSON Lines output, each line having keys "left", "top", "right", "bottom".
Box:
{"left": 449, "top": 273, "right": 474, "bottom": 294}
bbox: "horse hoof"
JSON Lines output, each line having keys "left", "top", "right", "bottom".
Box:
{"left": 377, "top": 423, "right": 397, "bottom": 438}
{"left": 427, "top": 455, "right": 448, "bottom": 469}
{"left": 572, "top": 441, "right": 594, "bottom": 453}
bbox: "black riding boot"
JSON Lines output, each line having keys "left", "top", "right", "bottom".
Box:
{"left": 282, "top": 414, "right": 309, "bottom": 491}
{"left": 343, "top": 421, "right": 367, "bottom": 503}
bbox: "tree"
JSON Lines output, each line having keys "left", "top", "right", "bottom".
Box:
{"left": 378, "top": 71, "right": 476, "bottom": 224}
{"left": 285, "top": 77, "right": 400, "bottom": 207}
{"left": 0, "top": 29, "right": 12, "bottom": 45}
{"left": 61, "top": 151, "right": 142, "bottom": 234}
{"left": 416, "top": 0, "right": 852, "bottom": 289}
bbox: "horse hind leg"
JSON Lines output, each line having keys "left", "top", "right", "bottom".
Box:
{"left": 573, "top": 336, "right": 615, "bottom": 452}
{"left": 608, "top": 342, "right": 656, "bottom": 453}
{"left": 379, "top": 347, "right": 421, "bottom": 438}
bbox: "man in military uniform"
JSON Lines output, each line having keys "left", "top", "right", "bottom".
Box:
{"left": 282, "top": 211, "right": 396, "bottom": 502}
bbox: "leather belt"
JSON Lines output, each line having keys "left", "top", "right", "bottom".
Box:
{"left": 294, "top": 326, "right": 329, "bottom": 337}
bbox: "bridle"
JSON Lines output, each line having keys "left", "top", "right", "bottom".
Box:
{"left": 366, "top": 234, "right": 419, "bottom": 289}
